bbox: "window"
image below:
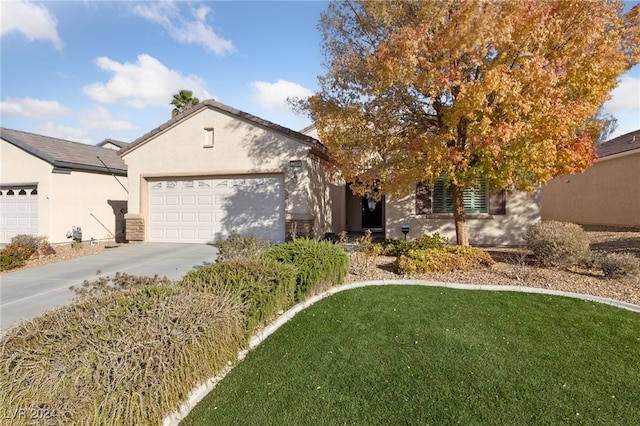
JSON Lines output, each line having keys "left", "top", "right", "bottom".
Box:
{"left": 416, "top": 178, "right": 506, "bottom": 215}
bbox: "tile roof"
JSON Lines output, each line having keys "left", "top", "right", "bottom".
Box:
{"left": 1, "top": 127, "right": 127, "bottom": 174}
{"left": 120, "top": 99, "right": 328, "bottom": 158}
{"left": 597, "top": 129, "right": 640, "bottom": 158}
{"left": 97, "top": 138, "right": 129, "bottom": 149}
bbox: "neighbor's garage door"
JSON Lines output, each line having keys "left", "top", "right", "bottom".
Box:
{"left": 0, "top": 185, "right": 38, "bottom": 244}
{"left": 148, "top": 176, "right": 285, "bottom": 243}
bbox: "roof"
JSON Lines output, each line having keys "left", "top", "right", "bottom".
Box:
{"left": 120, "top": 99, "right": 328, "bottom": 158}
{"left": 97, "top": 138, "right": 129, "bottom": 149}
{"left": 1, "top": 127, "right": 127, "bottom": 175}
{"left": 597, "top": 129, "right": 640, "bottom": 158}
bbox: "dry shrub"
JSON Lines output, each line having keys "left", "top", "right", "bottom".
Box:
{"left": 599, "top": 252, "right": 640, "bottom": 278}
{"left": 216, "top": 231, "right": 273, "bottom": 262}
{"left": 396, "top": 246, "right": 495, "bottom": 274}
{"left": 525, "top": 221, "right": 590, "bottom": 267}
{"left": 0, "top": 284, "right": 244, "bottom": 425}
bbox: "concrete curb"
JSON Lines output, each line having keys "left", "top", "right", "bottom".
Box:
{"left": 162, "top": 280, "right": 640, "bottom": 425}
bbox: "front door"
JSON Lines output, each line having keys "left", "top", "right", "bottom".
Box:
{"left": 361, "top": 196, "right": 383, "bottom": 230}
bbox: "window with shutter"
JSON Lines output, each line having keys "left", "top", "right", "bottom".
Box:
{"left": 429, "top": 177, "right": 489, "bottom": 214}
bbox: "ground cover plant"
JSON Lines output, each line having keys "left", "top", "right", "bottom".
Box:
{"left": 181, "top": 285, "right": 640, "bottom": 425}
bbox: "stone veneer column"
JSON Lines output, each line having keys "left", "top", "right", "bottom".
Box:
{"left": 124, "top": 214, "right": 145, "bottom": 242}
{"left": 285, "top": 218, "right": 314, "bottom": 241}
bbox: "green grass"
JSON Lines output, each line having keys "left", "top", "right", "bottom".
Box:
{"left": 182, "top": 286, "right": 640, "bottom": 425}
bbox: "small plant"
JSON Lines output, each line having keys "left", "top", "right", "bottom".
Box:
{"left": 599, "top": 252, "right": 640, "bottom": 278}
{"left": 396, "top": 246, "right": 494, "bottom": 274}
{"left": 525, "top": 221, "right": 590, "bottom": 267}
{"left": 381, "top": 232, "right": 449, "bottom": 257}
{"left": 71, "top": 240, "right": 82, "bottom": 250}
{"left": 507, "top": 247, "right": 534, "bottom": 281}
{"left": 350, "top": 230, "right": 381, "bottom": 276}
{"left": 336, "top": 231, "right": 349, "bottom": 244}
{"left": 0, "top": 244, "right": 33, "bottom": 271}
{"left": 216, "top": 231, "right": 273, "bottom": 262}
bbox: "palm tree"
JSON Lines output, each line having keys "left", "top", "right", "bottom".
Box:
{"left": 171, "top": 90, "right": 200, "bottom": 117}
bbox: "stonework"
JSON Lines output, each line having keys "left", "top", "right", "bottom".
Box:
{"left": 124, "top": 215, "right": 144, "bottom": 242}
{"left": 286, "top": 218, "right": 314, "bottom": 241}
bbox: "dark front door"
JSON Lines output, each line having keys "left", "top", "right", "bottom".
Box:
{"left": 361, "top": 196, "right": 383, "bottom": 230}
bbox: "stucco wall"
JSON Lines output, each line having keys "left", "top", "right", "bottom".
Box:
{"left": 122, "top": 108, "right": 320, "bottom": 240}
{"left": 385, "top": 186, "right": 541, "bottom": 246}
{"left": 542, "top": 151, "right": 640, "bottom": 229}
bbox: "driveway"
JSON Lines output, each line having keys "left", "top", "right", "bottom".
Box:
{"left": 0, "top": 243, "right": 218, "bottom": 330}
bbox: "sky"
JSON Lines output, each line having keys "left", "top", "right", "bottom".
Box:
{"left": 1, "top": 0, "right": 639, "bottom": 146}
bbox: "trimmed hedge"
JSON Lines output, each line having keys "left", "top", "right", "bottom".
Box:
{"left": 396, "top": 246, "right": 495, "bottom": 274}
{"left": 380, "top": 233, "right": 449, "bottom": 257}
{"left": 181, "top": 257, "right": 297, "bottom": 334}
{"left": 0, "top": 283, "right": 245, "bottom": 425}
{"left": 263, "top": 238, "right": 349, "bottom": 300}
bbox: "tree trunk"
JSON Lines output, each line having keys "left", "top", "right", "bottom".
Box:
{"left": 451, "top": 183, "right": 469, "bottom": 246}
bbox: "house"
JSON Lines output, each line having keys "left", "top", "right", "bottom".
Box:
{"left": 542, "top": 129, "right": 640, "bottom": 230}
{"left": 0, "top": 128, "right": 128, "bottom": 244}
{"left": 119, "top": 100, "right": 341, "bottom": 244}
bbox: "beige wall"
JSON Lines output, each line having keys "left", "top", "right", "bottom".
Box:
{"left": 542, "top": 151, "right": 640, "bottom": 229}
{"left": 123, "top": 107, "right": 325, "bottom": 240}
{"left": 1, "top": 139, "right": 128, "bottom": 244}
{"left": 385, "top": 186, "right": 541, "bottom": 246}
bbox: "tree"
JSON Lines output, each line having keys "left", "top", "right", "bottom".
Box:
{"left": 171, "top": 90, "right": 200, "bottom": 117}
{"left": 306, "top": 0, "right": 639, "bottom": 245}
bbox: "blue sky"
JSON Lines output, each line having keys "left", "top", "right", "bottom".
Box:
{"left": 1, "top": 0, "right": 639, "bottom": 145}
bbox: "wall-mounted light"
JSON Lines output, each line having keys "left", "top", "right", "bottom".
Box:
{"left": 367, "top": 191, "right": 377, "bottom": 211}
{"left": 290, "top": 160, "right": 302, "bottom": 186}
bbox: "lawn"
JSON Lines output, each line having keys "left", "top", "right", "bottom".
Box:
{"left": 182, "top": 285, "right": 640, "bottom": 425}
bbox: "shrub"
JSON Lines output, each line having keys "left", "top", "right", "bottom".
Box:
{"left": 396, "top": 246, "right": 495, "bottom": 274}
{"left": 10, "top": 233, "right": 41, "bottom": 254}
{"left": 72, "top": 272, "right": 172, "bottom": 297}
{"left": 381, "top": 233, "right": 449, "bottom": 257}
{"left": 599, "top": 252, "right": 640, "bottom": 278}
{"left": 0, "top": 244, "right": 33, "bottom": 271}
{"left": 0, "top": 283, "right": 245, "bottom": 425}
{"left": 525, "top": 221, "right": 590, "bottom": 267}
{"left": 181, "top": 257, "right": 297, "bottom": 334}
{"left": 263, "top": 238, "right": 349, "bottom": 300}
{"left": 216, "top": 231, "right": 274, "bottom": 262}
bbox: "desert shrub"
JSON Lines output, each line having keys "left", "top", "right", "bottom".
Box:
{"left": 263, "top": 238, "right": 349, "bottom": 300}
{"left": 0, "top": 283, "right": 244, "bottom": 425}
{"left": 599, "top": 252, "right": 640, "bottom": 278}
{"left": 72, "top": 272, "right": 172, "bottom": 297}
{"left": 10, "top": 233, "right": 41, "bottom": 254}
{"left": 181, "top": 257, "right": 297, "bottom": 334}
{"left": 0, "top": 244, "right": 33, "bottom": 271}
{"left": 525, "top": 221, "right": 591, "bottom": 267}
{"left": 381, "top": 233, "right": 449, "bottom": 257}
{"left": 216, "top": 231, "right": 273, "bottom": 262}
{"left": 396, "top": 246, "right": 495, "bottom": 274}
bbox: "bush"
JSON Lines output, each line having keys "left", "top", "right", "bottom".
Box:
{"left": 216, "top": 231, "right": 273, "bottom": 262}
{"left": 381, "top": 233, "right": 449, "bottom": 257}
{"left": 72, "top": 272, "right": 172, "bottom": 297}
{"left": 0, "top": 244, "right": 33, "bottom": 271}
{"left": 0, "top": 283, "right": 245, "bottom": 425}
{"left": 181, "top": 257, "right": 297, "bottom": 334}
{"left": 10, "top": 233, "right": 41, "bottom": 254}
{"left": 263, "top": 238, "right": 349, "bottom": 300}
{"left": 599, "top": 252, "right": 640, "bottom": 278}
{"left": 525, "top": 221, "right": 590, "bottom": 267}
{"left": 396, "top": 246, "right": 495, "bottom": 274}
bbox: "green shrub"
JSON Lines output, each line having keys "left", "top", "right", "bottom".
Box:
{"left": 263, "top": 238, "right": 349, "bottom": 300}
{"left": 599, "top": 252, "right": 640, "bottom": 278}
{"left": 525, "top": 221, "right": 590, "bottom": 267}
{"left": 396, "top": 246, "right": 495, "bottom": 274}
{"left": 381, "top": 233, "right": 449, "bottom": 257}
{"left": 10, "top": 233, "right": 41, "bottom": 254}
{"left": 0, "top": 244, "right": 33, "bottom": 271}
{"left": 181, "top": 257, "right": 297, "bottom": 334}
{"left": 0, "top": 283, "right": 244, "bottom": 425}
{"left": 216, "top": 231, "right": 273, "bottom": 262}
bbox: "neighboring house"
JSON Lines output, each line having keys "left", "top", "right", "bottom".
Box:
{"left": 120, "top": 100, "right": 340, "bottom": 244}
{"left": 542, "top": 129, "right": 640, "bottom": 230}
{"left": 97, "top": 139, "right": 129, "bottom": 151}
{"left": 0, "top": 128, "right": 128, "bottom": 244}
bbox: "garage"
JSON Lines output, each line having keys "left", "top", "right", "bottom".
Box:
{"left": 0, "top": 184, "right": 38, "bottom": 244}
{"left": 148, "top": 175, "right": 285, "bottom": 243}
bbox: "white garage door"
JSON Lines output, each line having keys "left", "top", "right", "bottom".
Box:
{"left": 149, "top": 176, "right": 285, "bottom": 243}
{"left": 0, "top": 186, "right": 38, "bottom": 244}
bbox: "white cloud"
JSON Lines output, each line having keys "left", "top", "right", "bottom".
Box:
{"left": 0, "top": 0, "right": 63, "bottom": 50}
{"left": 83, "top": 54, "right": 213, "bottom": 108}
{"left": 603, "top": 75, "right": 640, "bottom": 112}
{"left": 35, "top": 122, "right": 91, "bottom": 144}
{"left": 78, "top": 106, "right": 139, "bottom": 132}
{"left": 0, "top": 97, "right": 72, "bottom": 119}
{"left": 250, "top": 80, "right": 313, "bottom": 112}
{"left": 131, "top": 2, "right": 234, "bottom": 55}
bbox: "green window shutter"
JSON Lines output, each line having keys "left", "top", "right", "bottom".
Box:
{"left": 463, "top": 178, "right": 488, "bottom": 214}
{"left": 432, "top": 178, "right": 452, "bottom": 213}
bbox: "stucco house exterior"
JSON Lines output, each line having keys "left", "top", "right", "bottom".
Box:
{"left": 120, "top": 100, "right": 340, "bottom": 244}
{"left": 542, "top": 129, "right": 640, "bottom": 230}
{"left": 0, "top": 128, "right": 128, "bottom": 244}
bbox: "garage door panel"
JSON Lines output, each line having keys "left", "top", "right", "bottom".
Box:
{"left": 0, "top": 186, "right": 38, "bottom": 244}
{"left": 149, "top": 176, "right": 284, "bottom": 243}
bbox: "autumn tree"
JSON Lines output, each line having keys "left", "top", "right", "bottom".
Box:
{"left": 306, "top": 0, "right": 639, "bottom": 245}
{"left": 171, "top": 90, "right": 200, "bottom": 117}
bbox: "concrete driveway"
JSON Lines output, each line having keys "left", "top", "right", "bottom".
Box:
{"left": 0, "top": 243, "right": 218, "bottom": 330}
